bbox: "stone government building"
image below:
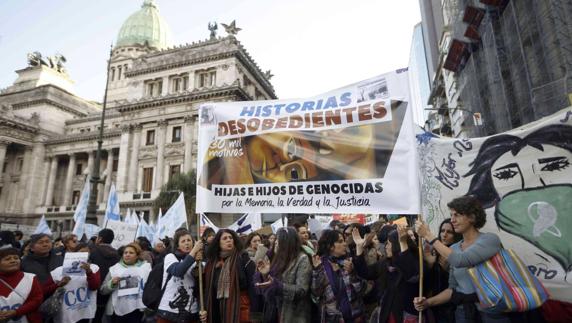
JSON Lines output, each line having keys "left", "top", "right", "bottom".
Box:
{"left": 0, "top": 0, "right": 276, "bottom": 233}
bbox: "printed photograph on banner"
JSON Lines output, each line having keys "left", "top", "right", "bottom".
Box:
{"left": 62, "top": 252, "right": 88, "bottom": 276}
{"left": 196, "top": 70, "right": 420, "bottom": 214}
{"left": 117, "top": 275, "right": 141, "bottom": 297}
{"left": 417, "top": 107, "right": 572, "bottom": 303}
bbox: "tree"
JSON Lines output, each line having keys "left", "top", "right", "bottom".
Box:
{"left": 154, "top": 170, "right": 197, "bottom": 225}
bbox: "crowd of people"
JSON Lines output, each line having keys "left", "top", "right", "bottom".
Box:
{"left": 0, "top": 196, "right": 570, "bottom": 322}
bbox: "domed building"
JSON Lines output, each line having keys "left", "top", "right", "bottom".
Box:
{"left": 0, "top": 0, "right": 276, "bottom": 235}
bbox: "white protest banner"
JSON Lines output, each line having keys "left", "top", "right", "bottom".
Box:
{"left": 62, "top": 252, "right": 89, "bottom": 276}
{"left": 417, "top": 107, "right": 572, "bottom": 303}
{"left": 196, "top": 69, "right": 419, "bottom": 214}
{"left": 106, "top": 220, "right": 138, "bottom": 249}
{"left": 1, "top": 224, "right": 37, "bottom": 238}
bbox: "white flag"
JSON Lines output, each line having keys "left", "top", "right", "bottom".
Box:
{"left": 137, "top": 218, "right": 155, "bottom": 243}
{"left": 72, "top": 178, "right": 91, "bottom": 237}
{"left": 228, "top": 213, "right": 262, "bottom": 235}
{"left": 271, "top": 217, "right": 288, "bottom": 233}
{"left": 157, "top": 193, "right": 187, "bottom": 238}
{"left": 124, "top": 208, "right": 131, "bottom": 223}
{"left": 104, "top": 183, "right": 120, "bottom": 222}
{"left": 126, "top": 211, "right": 139, "bottom": 225}
{"left": 34, "top": 215, "right": 52, "bottom": 235}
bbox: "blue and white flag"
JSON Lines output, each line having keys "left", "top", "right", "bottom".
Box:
{"left": 136, "top": 218, "right": 156, "bottom": 243}
{"left": 104, "top": 183, "right": 120, "bottom": 223}
{"left": 126, "top": 211, "right": 139, "bottom": 225}
{"left": 228, "top": 213, "right": 262, "bottom": 235}
{"left": 156, "top": 192, "right": 187, "bottom": 238}
{"left": 34, "top": 215, "right": 52, "bottom": 235}
{"left": 200, "top": 213, "right": 219, "bottom": 234}
{"left": 152, "top": 209, "right": 163, "bottom": 244}
{"left": 72, "top": 178, "right": 91, "bottom": 237}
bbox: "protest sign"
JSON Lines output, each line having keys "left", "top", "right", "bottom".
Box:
{"left": 117, "top": 271, "right": 142, "bottom": 297}
{"left": 62, "top": 252, "right": 88, "bottom": 276}
{"left": 196, "top": 69, "right": 419, "bottom": 214}
{"left": 105, "top": 220, "right": 138, "bottom": 249}
{"left": 417, "top": 107, "right": 572, "bottom": 303}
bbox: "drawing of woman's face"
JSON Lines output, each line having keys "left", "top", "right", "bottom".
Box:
{"left": 490, "top": 145, "right": 572, "bottom": 198}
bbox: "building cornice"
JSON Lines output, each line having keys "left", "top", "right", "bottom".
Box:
{"left": 117, "top": 85, "right": 252, "bottom": 113}
{"left": 47, "top": 129, "right": 122, "bottom": 145}
{"left": 12, "top": 98, "right": 87, "bottom": 117}
{"left": 65, "top": 111, "right": 122, "bottom": 125}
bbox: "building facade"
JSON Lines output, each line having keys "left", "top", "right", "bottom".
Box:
{"left": 424, "top": 0, "right": 572, "bottom": 138}
{"left": 0, "top": 0, "right": 276, "bottom": 232}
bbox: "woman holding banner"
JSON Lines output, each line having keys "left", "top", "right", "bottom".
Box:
{"left": 254, "top": 227, "right": 312, "bottom": 323}
{"left": 156, "top": 229, "right": 203, "bottom": 323}
{"left": 50, "top": 243, "right": 101, "bottom": 323}
{"left": 101, "top": 242, "right": 152, "bottom": 323}
{"left": 311, "top": 229, "right": 367, "bottom": 322}
{"left": 414, "top": 196, "right": 507, "bottom": 323}
{"left": 204, "top": 228, "right": 257, "bottom": 323}
{"left": 353, "top": 224, "right": 422, "bottom": 323}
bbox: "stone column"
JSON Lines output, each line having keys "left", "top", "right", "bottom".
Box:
{"left": 0, "top": 141, "right": 8, "bottom": 179}
{"left": 24, "top": 142, "right": 45, "bottom": 213}
{"left": 154, "top": 120, "right": 167, "bottom": 189}
{"left": 128, "top": 124, "right": 142, "bottom": 192}
{"left": 103, "top": 149, "right": 114, "bottom": 202}
{"left": 63, "top": 153, "right": 76, "bottom": 206}
{"left": 16, "top": 147, "right": 33, "bottom": 212}
{"left": 44, "top": 156, "right": 58, "bottom": 206}
{"left": 116, "top": 125, "right": 131, "bottom": 192}
{"left": 86, "top": 151, "right": 94, "bottom": 175}
{"left": 183, "top": 115, "right": 195, "bottom": 173}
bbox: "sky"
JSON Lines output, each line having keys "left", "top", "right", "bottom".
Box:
{"left": 0, "top": 0, "right": 421, "bottom": 102}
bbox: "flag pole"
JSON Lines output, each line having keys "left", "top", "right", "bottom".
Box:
{"left": 418, "top": 214, "right": 424, "bottom": 322}
{"left": 197, "top": 212, "right": 205, "bottom": 313}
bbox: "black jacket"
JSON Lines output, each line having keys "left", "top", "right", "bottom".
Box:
{"left": 21, "top": 249, "right": 64, "bottom": 284}
{"left": 88, "top": 243, "right": 120, "bottom": 306}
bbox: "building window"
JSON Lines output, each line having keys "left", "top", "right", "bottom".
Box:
{"left": 17, "top": 158, "right": 23, "bottom": 172}
{"left": 76, "top": 163, "right": 83, "bottom": 175}
{"left": 198, "top": 70, "right": 216, "bottom": 87}
{"left": 146, "top": 130, "right": 155, "bottom": 145}
{"left": 169, "top": 164, "right": 181, "bottom": 179}
{"left": 72, "top": 190, "right": 81, "bottom": 205}
{"left": 171, "top": 75, "right": 189, "bottom": 93}
{"left": 172, "top": 126, "right": 182, "bottom": 142}
{"left": 146, "top": 79, "right": 163, "bottom": 97}
{"left": 111, "top": 68, "right": 115, "bottom": 81}
{"left": 142, "top": 167, "right": 153, "bottom": 192}
{"left": 112, "top": 159, "right": 118, "bottom": 172}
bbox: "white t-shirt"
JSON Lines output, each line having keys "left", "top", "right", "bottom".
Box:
{"left": 51, "top": 264, "right": 99, "bottom": 323}
{"left": 158, "top": 253, "right": 198, "bottom": 314}
{"left": 108, "top": 261, "right": 151, "bottom": 316}
{"left": 0, "top": 272, "right": 34, "bottom": 323}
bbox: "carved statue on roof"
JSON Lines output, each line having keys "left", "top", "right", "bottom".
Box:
{"left": 263, "top": 70, "right": 274, "bottom": 80}
{"left": 208, "top": 22, "right": 218, "bottom": 40}
{"left": 221, "top": 20, "right": 241, "bottom": 36}
{"left": 26, "top": 52, "right": 67, "bottom": 74}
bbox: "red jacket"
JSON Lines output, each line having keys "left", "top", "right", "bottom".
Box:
{"left": 0, "top": 271, "right": 43, "bottom": 323}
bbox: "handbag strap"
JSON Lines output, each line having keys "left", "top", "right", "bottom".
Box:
{"left": 0, "top": 277, "right": 26, "bottom": 300}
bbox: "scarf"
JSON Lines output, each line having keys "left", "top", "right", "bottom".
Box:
{"left": 217, "top": 250, "right": 235, "bottom": 299}
{"left": 322, "top": 256, "right": 353, "bottom": 322}
{"left": 205, "top": 250, "right": 241, "bottom": 323}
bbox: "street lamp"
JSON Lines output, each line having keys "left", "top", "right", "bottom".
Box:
{"left": 86, "top": 45, "right": 113, "bottom": 225}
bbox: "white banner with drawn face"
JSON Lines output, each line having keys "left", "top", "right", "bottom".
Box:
{"left": 417, "top": 107, "right": 572, "bottom": 302}
{"left": 196, "top": 69, "right": 420, "bottom": 214}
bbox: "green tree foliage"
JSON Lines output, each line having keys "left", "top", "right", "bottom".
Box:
{"left": 154, "top": 170, "right": 196, "bottom": 225}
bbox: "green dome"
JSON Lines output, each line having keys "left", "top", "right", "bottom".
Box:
{"left": 116, "top": 0, "right": 172, "bottom": 50}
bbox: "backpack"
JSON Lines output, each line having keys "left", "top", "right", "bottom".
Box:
{"left": 142, "top": 261, "right": 172, "bottom": 311}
